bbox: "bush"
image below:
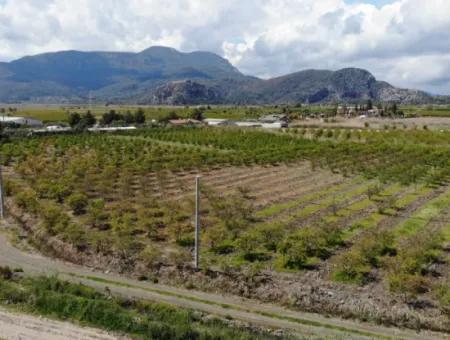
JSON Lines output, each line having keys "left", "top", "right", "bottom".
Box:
{"left": 140, "top": 245, "right": 162, "bottom": 268}
{"left": 86, "top": 199, "right": 110, "bottom": 229}
{"left": 62, "top": 224, "right": 88, "bottom": 250}
{"left": 177, "top": 235, "right": 195, "bottom": 247}
{"left": 385, "top": 230, "right": 442, "bottom": 298}
{"left": 14, "top": 189, "right": 39, "bottom": 214}
{"left": 3, "top": 179, "right": 18, "bottom": 196}
{"left": 40, "top": 202, "right": 70, "bottom": 234}
{"left": 210, "top": 240, "right": 234, "bottom": 255}
{"left": 387, "top": 272, "right": 429, "bottom": 299}
{"left": 67, "top": 192, "right": 88, "bottom": 215}
{"left": 332, "top": 249, "right": 372, "bottom": 284}
{"left": 279, "top": 225, "right": 341, "bottom": 269}
{"left": 434, "top": 283, "right": 450, "bottom": 314}
{"left": 0, "top": 266, "right": 13, "bottom": 280}
{"left": 333, "top": 229, "right": 394, "bottom": 284}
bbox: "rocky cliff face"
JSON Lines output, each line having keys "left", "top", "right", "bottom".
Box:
{"left": 143, "top": 68, "right": 433, "bottom": 105}
{"left": 152, "top": 80, "right": 222, "bottom": 105}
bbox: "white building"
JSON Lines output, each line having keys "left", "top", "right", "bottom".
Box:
{"left": 0, "top": 116, "right": 43, "bottom": 127}
{"left": 204, "top": 118, "right": 229, "bottom": 126}
{"left": 88, "top": 126, "right": 137, "bottom": 132}
{"left": 261, "top": 122, "right": 286, "bottom": 129}
{"left": 234, "top": 121, "right": 262, "bottom": 128}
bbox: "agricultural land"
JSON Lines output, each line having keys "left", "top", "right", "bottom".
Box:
{"left": 1, "top": 114, "right": 450, "bottom": 339}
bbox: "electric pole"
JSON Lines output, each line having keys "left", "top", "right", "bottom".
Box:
{"left": 0, "top": 155, "right": 4, "bottom": 219}
{"left": 194, "top": 175, "right": 200, "bottom": 269}
{"left": 88, "top": 91, "right": 93, "bottom": 112}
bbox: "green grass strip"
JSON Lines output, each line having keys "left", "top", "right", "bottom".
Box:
{"left": 255, "top": 177, "right": 363, "bottom": 219}
{"left": 443, "top": 224, "right": 450, "bottom": 243}
{"left": 341, "top": 185, "right": 434, "bottom": 241}
{"left": 285, "top": 182, "right": 372, "bottom": 224}
{"left": 394, "top": 187, "right": 450, "bottom": 238}
{"left": 67, "top": 273, "right": 389, "bottom": 339}
{"left": 393, "top": 186, "right": 432, "bottom": 209}
{"left": 342, "top": 212, "right": 385, "bottom": 241}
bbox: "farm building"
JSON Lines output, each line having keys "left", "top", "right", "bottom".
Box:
{"left": 0, "top": 116, "right": 43, "bottom": 127}
{"left": 88, "top": 126, "right": 137, "bottom": 132}
{"left": 168, "top": 119, "right": 202, "bottom": 126}
{"left": 204, "top": 118, "right": 230, "bottom": 126}
{"left": 234, "top": 121, "right": 262, "bottom": 128}
{"left": 259, "top": 114, "right": 288, "bottom": 127}
{"left": 259, "top": 113, "right": 288, "bottom": 123}
{"left": 261, "top": 122, "right": 287, "bottom": 129}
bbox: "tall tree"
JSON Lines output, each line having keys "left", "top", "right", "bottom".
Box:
{"left": 68, "top": 113, "right": 81, "bottom": 128}
{"left": 134, "top": 108, "right": 146, "bottom": 124}
{"left": 190, "top": 107, "right": 205, "bottom": 121}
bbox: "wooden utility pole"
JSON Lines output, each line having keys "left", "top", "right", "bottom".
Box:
{"left": 194, "top": 176, "right": 200, "bottom": 269}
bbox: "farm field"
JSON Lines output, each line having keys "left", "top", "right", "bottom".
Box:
{"left": 4, "top": 103, "right": 450, "bottom": 124}
{"left": 1, "top": 104, "right": 283, "bottom": 123}
{"left": 1, "top": 126, "right": 450, "bottom": 334}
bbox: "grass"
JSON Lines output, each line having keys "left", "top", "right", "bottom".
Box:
{"left": 66, "top": 273, "right": 386, "bottom": 339}
{"left": 0, "top": 272, "right": 283, "bottom": 340}
{"left": 9, "top": 105, "right": 284, "bottom": 123}
{"left": 393, "top": 186, "right": 432, "bottom": 209}
{"left": 13, "top": 108, "right": 69, "bottom": 122}
{"left": 342, "top": 212, "right": 385, "bottom": 241}
{"left": 285, "top": 182, "right": 372, "bottom": 223}
{"left": 340, "top": 185, "right": 432, "bottom": 241}
{"left": 255, "top": 179, "right": 356, "bottom": 219}
{"left": 401, "top": 105, "right": 450, "bottom": 118}
{"left": 6, "top": 104, "right": 450, "bottom": 127}
{"left": 394, "top": 188, "right": 450, "bottom": 238}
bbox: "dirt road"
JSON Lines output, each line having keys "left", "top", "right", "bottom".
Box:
{"left": 0, "top": 228, "right": 447, "bottom": 340}
{"left": 0, "top": 307, "right": 124, "bottom": 340}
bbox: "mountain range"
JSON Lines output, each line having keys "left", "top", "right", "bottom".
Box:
{"left": 0, "top": 46, "right": 443, "bottom": 104}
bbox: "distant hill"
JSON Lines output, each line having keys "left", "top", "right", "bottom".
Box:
{"left": 0, "top": 46, "right": 438, "bottom": 104}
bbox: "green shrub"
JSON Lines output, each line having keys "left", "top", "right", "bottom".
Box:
{"left": 385, "top": 230, "right": 442, "bottom": 298}
{"left": 386, "top": 272, "right": 429, "bottom": 299}
{"left": 434, "top": 283, "right": 450, "bottom": 314}
{"left": 40, "top": 202, "right": 70, "bottom": 234}
{"left": 14, "top": 188, "right": 39, "bottom": 214}
{"left": 3, "top": 179, "right": 19, "bottom": 196}
{"left": 279, "top": 225, "right": 342, "bottom": 269}
{"left": 67, "top": 192, "right": 88, "bottom": 215}
{"left": 332, "top": 249, "right": 372, "bottom": 284}
{"left": 333, "top": 229, "right": 394, "bottom": 284}
{"left": 140, "top": 245, "right": 162, "bottom": 268}
{"left": 0, "top": 266, "right": 13, "bottom": 280}
{"left": 86, "top": 199, "right": 110, "bottom": 229}
{"left": 211, "top": 240, "right": 235, "bottom": 254}
{"left": 177, "top": 235, "right": 195, "bottom": 247}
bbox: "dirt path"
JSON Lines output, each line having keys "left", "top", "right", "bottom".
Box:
{"left": 0, "top": 308, "right": 123, "bottom": 340}
{"left": 0, "top": 227, "right": 447, "bottom": 340}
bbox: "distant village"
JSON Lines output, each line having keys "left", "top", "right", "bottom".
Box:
{"left": 0, "top": 111, "right": 290, "bottom": 133}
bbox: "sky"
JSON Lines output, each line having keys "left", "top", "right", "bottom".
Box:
{"left": 0, "top": 0, "right": 449, "bottom": 94}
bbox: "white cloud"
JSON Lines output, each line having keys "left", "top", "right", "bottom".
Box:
{"left": 0, "top": 0, "right": 449, "bottom": 94}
